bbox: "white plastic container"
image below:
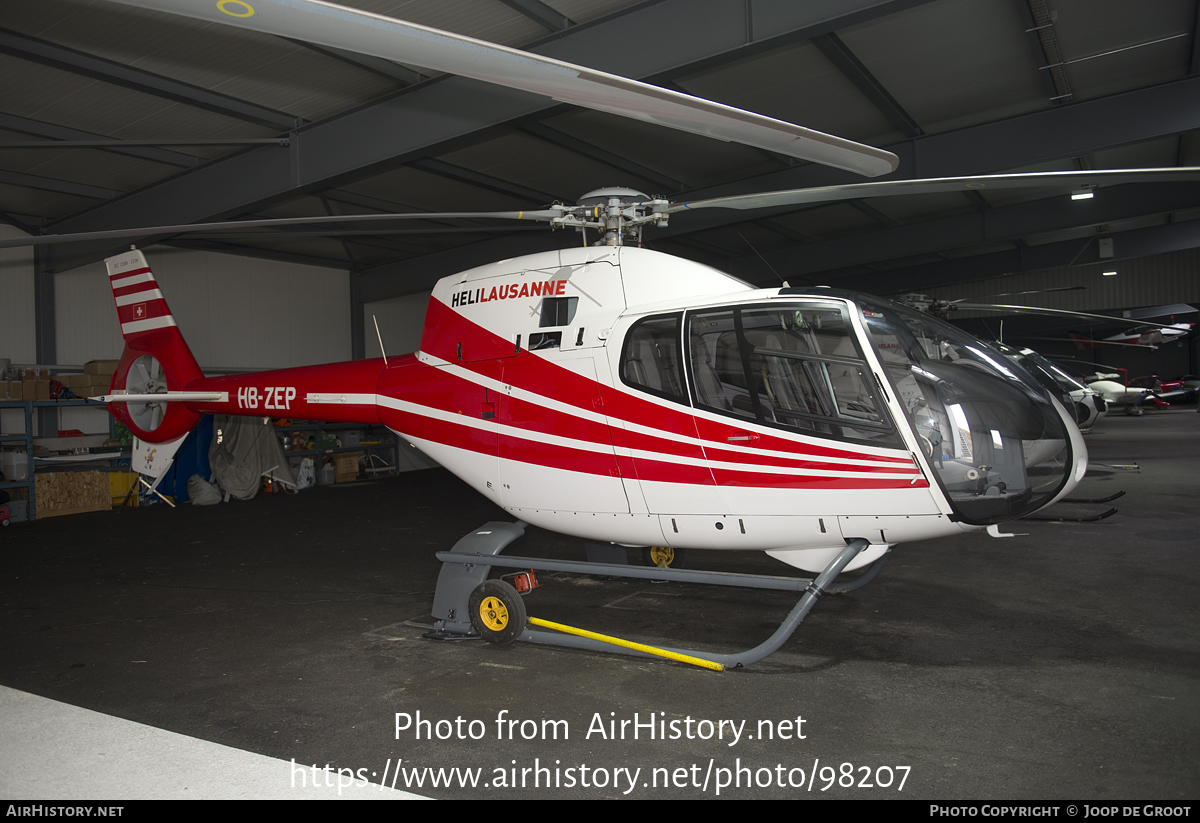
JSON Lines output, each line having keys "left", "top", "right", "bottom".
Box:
{"left": 1, "top": 450, "right": 28, "bottom": 482}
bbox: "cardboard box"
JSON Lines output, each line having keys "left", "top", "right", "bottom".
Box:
{"left": 84, "top": 360, "right": 120, "bottom": 376}
{"left": 20, "top": 376, "right": 50, "bottom": 401}
{"left": 334, "top": 452, "right": 361, "bottom": 482}
{"left": 61, "top": 374, "right": 91, "bottom": 388}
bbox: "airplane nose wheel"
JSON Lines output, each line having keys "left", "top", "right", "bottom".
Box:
{"left": 469, "top": 580, "right": 526, "bottom": 644}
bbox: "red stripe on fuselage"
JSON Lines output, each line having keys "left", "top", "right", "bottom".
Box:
{"left": 381, "top": 297, "right": 920, "bottom": 488}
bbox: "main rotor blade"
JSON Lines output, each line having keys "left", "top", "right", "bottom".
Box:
{"left": 667, "top": 168, "right": 1200, "bottom": 212}
{"left": 106, "top": 0, "right": 897, "bottom": 177}
{"left": 952, "top": 302, "right": 1187, "bottom": 333}
{"left": 0, "top": 210, "right": 560, "bottom": 249}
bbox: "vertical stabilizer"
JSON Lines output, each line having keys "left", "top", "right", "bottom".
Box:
{"left": 105, "top": 249, "right": 205, "bottom": 442}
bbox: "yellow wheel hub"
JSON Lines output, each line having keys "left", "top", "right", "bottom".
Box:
{"left": 479, "top": 596, "right": 509, "bottom": 631}
{"left": 649, "top": 546, "right": 674, "bottom": 568}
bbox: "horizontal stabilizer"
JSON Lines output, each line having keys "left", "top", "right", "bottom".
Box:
{"left": 94, "top": 391, "right": 229, "bottom": 403}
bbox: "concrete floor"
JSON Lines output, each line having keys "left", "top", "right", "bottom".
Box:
{"left": 1, "top": 409, "right": 1197, "bottom": 799}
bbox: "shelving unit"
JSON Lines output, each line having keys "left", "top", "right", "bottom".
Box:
{"left": 0, "top": 399, "right": 121, "bottom": 521}
{"left": 275, "top": 421, "right": 400, "bottom": 485}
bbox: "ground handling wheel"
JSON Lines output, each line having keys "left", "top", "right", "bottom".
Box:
{"left": 642, "top": 545, "right": 684, "bottom": 569}
{"left": 469, "top": 580, "right": 527, "bottom": 644}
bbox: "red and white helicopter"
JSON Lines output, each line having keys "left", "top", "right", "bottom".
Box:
{"left": 15, "top": 0, "right": 1200, "bottom": 665}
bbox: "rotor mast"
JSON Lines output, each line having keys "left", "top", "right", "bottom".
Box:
{"left": 553, "top": 187, "right": 669, "bottom": 246}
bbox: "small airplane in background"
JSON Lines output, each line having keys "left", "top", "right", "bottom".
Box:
{"left": 1066, "top": 303, "right": 1197, "bottom": 350}
{"left": 901, "top": 295, "right": 1197, "bottom": 352}
{"left": 991, "top": 343, "right": 1107, "bottom": 431}
{"left": 1047, "top": 359, "right": 1172, "bottom": 415}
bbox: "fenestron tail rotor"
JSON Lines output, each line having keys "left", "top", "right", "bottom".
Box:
{"left": 125, "top": 355, "right": 168, "bottom": 432}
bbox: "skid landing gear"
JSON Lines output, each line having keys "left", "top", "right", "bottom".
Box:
{"left": 425, "top": 521, "right": 882, "bottom": 670}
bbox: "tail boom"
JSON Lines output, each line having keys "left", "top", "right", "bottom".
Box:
{"left": 180, "top": 358, "right": 394, "bottom": 425}
{"left": 104, "top": 249, "right": 391, "bottom": 442}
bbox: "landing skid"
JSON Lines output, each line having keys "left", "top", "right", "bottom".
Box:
{"left": 1021, "top": 507, "right": 1118, "bottom": 522}
{"left": 1061, "top": 490, "right": 1125, "bottom": 504}
{"left": 424, "top": 521, "right": 880, "bottom": 670}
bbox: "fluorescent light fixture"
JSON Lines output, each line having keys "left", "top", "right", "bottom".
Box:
{"left": 1102, "top": 271, "right": 1118, "bottom": 276}
{"left": 1071, "top": 188, "right": 1094, "bottom": 200}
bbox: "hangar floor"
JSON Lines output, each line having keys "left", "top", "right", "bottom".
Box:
{"left": 1, "top": 409, "right": 1197, "bottom": 800}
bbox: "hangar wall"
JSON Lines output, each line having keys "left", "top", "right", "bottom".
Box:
{"left": 54, "top": 245, "right": 351, "bottom": 370}
{"left": 2, "top": 242, "right": 351, "bottom": 435}
{"left": 362, "top": 291, "right": 431, "bottom": 359}
{"left": 910, "top": 248, "right": 1200, "bottom": 380}
{"left": 0, "top": 224, "right": 35, "bottom": 366}
{"left": 906, "top": 248, "right": 1200, "bottom": 312}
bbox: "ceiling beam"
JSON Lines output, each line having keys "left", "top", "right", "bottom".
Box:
{"left": 837, "top": 217, "right": 1200, "bottom": 295}
{"left": 811, "top": 32, "right": 922, "bottom": 137}
{"left": 43, "top": 0, "right": 937, "bottom": 270}
{"left": 0, "top": 169, "right": 119, "bottom": 200}
{"left": 520, "top": 123, "right": 686, "bottom": 193}
{"left": 0, "top": 112, "right": 201, "bottom": 168}
{"left": 0, "top": 211, "right": 41, "bottom": 234}
{"left": 353, "top": 75, "right": 1200, "bottom": 298}
{"left": 0, "top": 28, "right": 300, "bottom": 131}
{"left": 284, "top": 39, "right": 424, "bottom": 85}
{"left": 411, "top": 158, "right": 565, "bottom": 204}
{"left": 1013, "top": 0, "right": 1067, "bottom": 103}
{"left": 717, "top": 183, "right": 1200, "bottom": 283}
{"left": 497, "top": 0, "right": 575, "bottom": 32}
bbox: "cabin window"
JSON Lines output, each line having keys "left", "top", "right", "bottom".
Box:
{"left": 687, "top": 304, "right": 899, "bottom": 445}
{"left": 539, "top": 297, "right": 578, "bottom": 327}
{"left": 620, "top": 314, "right": 686, "bottom": 403}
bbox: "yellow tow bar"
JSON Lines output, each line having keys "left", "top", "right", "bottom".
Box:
{"left": 527, "top": 616, "right": 723, "bottom": 672}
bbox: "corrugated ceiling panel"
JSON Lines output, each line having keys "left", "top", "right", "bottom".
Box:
{"left": 341, "top": 0, "right": 547, "bottom": 47}
{"left": 676, "top": 40, "right": 903, "bottom": 147}
{"left": 4, "top": 1, "right": 398, "bottom": 123}
{"left": 0, "top": 181, "right": 95, "bottom": 221}
{"left": 347, "top": 165, "right": 540, "bottom": 212}
{"left": 840, "top": 0, "right": 1049, "bottom": 135}
{"left": 545, "top": 0, "right": 644, "bottom": 26}
{"left": 438, "top": 131, "right": 654, "bottom": 204}
{"left": 0, "top": 144, "right": 181, "bottom": 198}
{"left": 0, "top": 57, "right": 275, "bottom": 144}
{"left": 540, "top": 110, "right": 783, "bottom": 192}
{"left": 1052, "top": 0, "right": 1193, "bottom": 101}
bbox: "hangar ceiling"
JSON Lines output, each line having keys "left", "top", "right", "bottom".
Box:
{"left": 2, "top": 0, "right": 1199, "bottom": 306}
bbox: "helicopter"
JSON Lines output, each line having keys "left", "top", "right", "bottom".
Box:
{"left": 16, "top": 0, "right": 1200, "bottom": 666}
